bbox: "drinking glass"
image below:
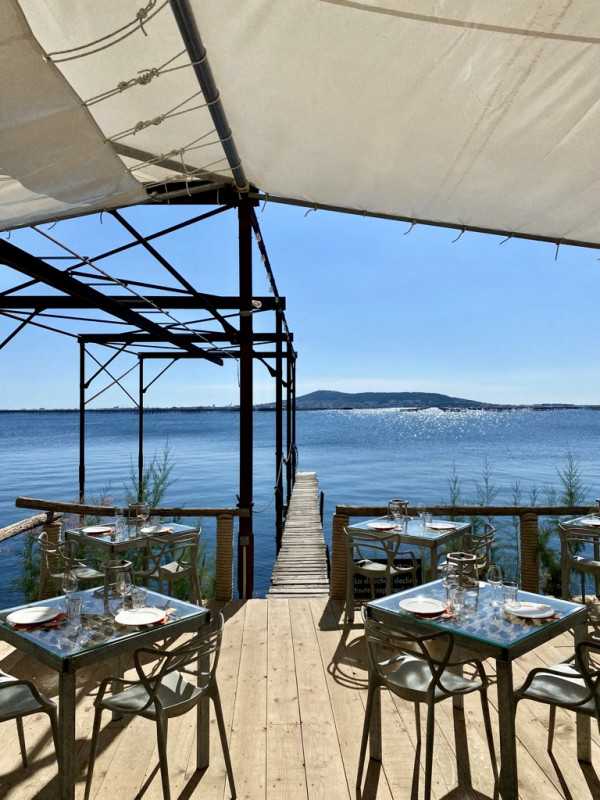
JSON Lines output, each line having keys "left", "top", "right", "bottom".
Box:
{"left": 388, "top": 500, "right": 401, "bottom": 528}
{"left": 114, "top": 570, "right": 133, "bottom": 609}
{"left": 448, "top": 584, "right": 465, "bottom": 619}
{"left": 62, "top": 570, "right": 78, "bottom": 597}
{"left": 416, "top": 502, "right": 427, "bottom": 528}
{"left": 129, "top": 502, "right": 150, "bottom": 531}
{"left": 487, "top": 564, "right": 503, "bottom": 605}
{"left": 502, "top": 580, "right": 519, "bottom": 607}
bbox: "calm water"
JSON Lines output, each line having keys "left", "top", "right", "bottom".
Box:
{"left": 1, "top": 407, "right": 599, "bottom": 605}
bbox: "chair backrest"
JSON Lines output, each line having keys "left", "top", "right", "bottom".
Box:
{"left": 574, "top": 639, "right": 600, "bottom": 716}
{"left": 36, "top": 532, "right": 70, "bottom": 579}
{"left": 132, "top": 613, "right": 224, "bottom": 712}
{"left": 344, "top": 528, "right": 407, "bottom": 570}
{"left": 146, "top": 531, "right": 200, "bottom": 576}
{"left": 463, "top": 523, "right": 496, "bottom": 575}
{"left": 363, "top": 616, "right": 457, "bottom": 697}
{"left": 559, "top": 522, "right": 600, "bottom": 556}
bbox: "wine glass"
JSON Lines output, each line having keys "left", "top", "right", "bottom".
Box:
{"left": 114, "top": 570, "right": 133, "bottom": 610}
{"left": 487, "top": 564, "right": 503, "bottom": 606}
{"left": 62, "top": 570, "right": 78, "bottom": 597}
{"left": 416, "top": 501, "right": 427, "bottom": 528}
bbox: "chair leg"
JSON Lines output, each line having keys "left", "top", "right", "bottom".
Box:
{"left": 156, "top": 717, "right": 171, "bottom": 800}
{"left": 479, "top": 689, "right": 499, "bottom": 784}
{"left": 16, "top": 717, "right": 27, "bottom": 768}
{"left": 547, "top": 706, "right": 556, "bottom": 753}
{"left": 212, "top": 687, "right": 237, "bottom": 798}
{"left": 47, "top": 706, "right": 60, "bottom": 766}
{"left": 424, "top": 703, "right": 436, "bottom": 800}
{"left": 84, "top": 707, "right": 104, "bottom": 800}
{"left": 345, "top": 572, "right": 355, "bottom": 624}
{"left": 356, "top": 682, "right": 377, "bottom": 789}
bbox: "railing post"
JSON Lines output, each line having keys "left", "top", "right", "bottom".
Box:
{"left": 215, "top": 514, "right": 234, "bottom": 601}
{"left": 39, "top": 519, "right": 61, "bottom": 600}
{"left": 520, "top": 512, "right": 540, "bottom": 593}
{"left": 330, "top": 512, "right": 349, "bottom": 600}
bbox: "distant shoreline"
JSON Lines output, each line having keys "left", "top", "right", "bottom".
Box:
{"left": 1, "top": 404, "right": 599, "bottom": 413}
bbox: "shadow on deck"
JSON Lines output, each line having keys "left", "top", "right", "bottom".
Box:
{"left": 1, "top": 597, "right": 600, "bottom": 799}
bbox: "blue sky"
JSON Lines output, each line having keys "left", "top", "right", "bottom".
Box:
{"left": 1, "top": 201, "right": 599, "bottom": 409}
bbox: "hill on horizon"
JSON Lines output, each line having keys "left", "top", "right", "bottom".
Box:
{"left": 259, "top": 390, "right": 490, "bottom": 410}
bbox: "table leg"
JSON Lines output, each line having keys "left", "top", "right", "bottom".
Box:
{"left": 429, "top": 545, "right": 439, "bottom": 582}
{"left": 497, "top": 660, "right": 517, "bottom": 800}
{"left": 368, "top": 677, "right": 382, "bottom": 761}
{"left": 58, "top": 671, "right": 76, "bottom": 800}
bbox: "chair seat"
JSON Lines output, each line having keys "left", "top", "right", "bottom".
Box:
{"left": 387, "top": 656, "right": 484, "bottom": 700}
{"left": 0, "top": 677, "right": 54, "bottom": 720}
{"left": 101, "top": 671, "right": 205, "bottom": 719}
{"left": 519, "top": 664, "right": 596, "bottom": 713}
{"left": 72, "top": 565, "right": 104, "bottom": 581}
{"left": 572, "top": 555, "right": 600, "bottom": 572}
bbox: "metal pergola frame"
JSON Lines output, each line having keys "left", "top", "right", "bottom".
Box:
{"left": 0, "top": 194, "right": 297, "bottom": 599}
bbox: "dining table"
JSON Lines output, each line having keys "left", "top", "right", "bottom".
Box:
{"left": 348, "top": 516, "right": 469, "bottom": 581}
{"left": 65, "top": 520, "right": 199, "bottom": 558}
{"left": 365, "top": 580, "right": 588, "bottom": 800}
{"left": 0, "top": 588, "right": 210, "bottom": 800}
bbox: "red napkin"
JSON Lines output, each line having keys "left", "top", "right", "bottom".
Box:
{"left": 86, "top": 529, "right": 114, "bottom": 536}
{"left": 12, "top": 612, "right": 67, "bottom": 631}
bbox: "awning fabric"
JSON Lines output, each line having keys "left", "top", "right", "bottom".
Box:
{"left": 2, "top": 0, "right": 600, "bottom": 245}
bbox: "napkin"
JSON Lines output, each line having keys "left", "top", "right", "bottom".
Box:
{"left": 501, "top": 610, "right": 558, "bottom": 627}
{"left": 11, "top": 612, "right": 67, "bottom": 631}
{"left": 86, "top": 528, "right": 114, "bottom": 536}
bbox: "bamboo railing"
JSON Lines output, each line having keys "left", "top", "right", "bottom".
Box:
{"left": 7, "top": 497, "right": 251, "bottom": 602}
{"left": 330, "top": 503, "right": 596, "bottom": 599}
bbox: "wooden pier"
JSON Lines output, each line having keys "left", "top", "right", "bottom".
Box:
{"left": 268, "top": 471, "right": 329, "bottom": 597}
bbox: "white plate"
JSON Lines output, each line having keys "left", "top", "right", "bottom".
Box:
{"left": 366, "top": 521, "right": 396, "bottom": 531}
{"left": 6, "top": 606, "right": 61, "bottom": 625}
{"left": 399, "top": 597, "right": 447, "bottom": 616}
{"left": 140, "top": 525, "right": 173, "bottom": 535}
{"left": 578, "top": 518, "right": 600, "bottom": 527}
{"left": 83, "top": 525, "right": 113, "bottom": 535}
{"left": 504, "top": 601, "right": 554, "bottom": 619}
{"left": 115, "top": 608, "right": 165, "bottom": 626}
{"left": 426, "top": 522, "right": 458, "bottom": 531}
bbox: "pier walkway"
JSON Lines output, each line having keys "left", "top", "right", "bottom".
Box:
{"left": 267, "top": 471, "right": 329, "bottom": 598}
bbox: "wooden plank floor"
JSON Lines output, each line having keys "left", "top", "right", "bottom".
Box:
{"left": 268, "top": 471, "right": 329, "bottom": 597}
{"left": 2, "top": 598, "right": 600, "bottom": 800}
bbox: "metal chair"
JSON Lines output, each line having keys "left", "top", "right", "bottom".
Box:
{"left": 84, "top": 613, "right": 235, "bottom": 800}
{"left": 357, "top": 615, "right": 497, "bottom": 800}
{"left": 36, "top": 532, "right": 104, "bottom": 596}
{"left": 514, "top": 638, "right": 600, "bottom": 756}
{"left": 0, "top": 669, "right": 59, "bottom": 767}
{"left": 344, "top": 528, "right": 418, "bottom": 623}
{"left": 559, "top": 520, "right": 600, "bottom": 601}
{"left": 462, "top": 523, "right": 496, "bottom": 577}
{"left": 132, "top": 531, "right": 202, "bottom": 604}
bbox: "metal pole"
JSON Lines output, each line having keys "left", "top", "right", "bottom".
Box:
{"left": 78, "top": 340, "right": 85, "bottom": 503}
{"left": 138, "top": 357, "right": 144, "bottom": 502}
{"left": 238, "top": 197, "right": 254, "bottom": 598}
{"left": 275, "top": 312, "right": 284, "bottom": 553}
{"left": 286, "top": 343, "right": 293, "bottom": 504}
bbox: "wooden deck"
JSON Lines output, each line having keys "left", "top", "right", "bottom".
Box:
{"left": 2, "top": 597, "right": 600, "bottom": 800}
{"left": 268, "top": 471, "right": 329, "bottom": 597}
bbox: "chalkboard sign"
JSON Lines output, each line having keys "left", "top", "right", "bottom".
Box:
{"left": 352, "top": 557, "right": 421, "bottom": 599}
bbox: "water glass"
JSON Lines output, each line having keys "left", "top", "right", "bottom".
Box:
{"left": 131, "top": 586, "right": 147, "bottom": 610}
{"left": 463, "top": 585, "right": 479, "bottom": 616}
{"left": 448, "top": 584, "right": 465, "bottom": 618}
{"left": 65, "top": 595, "right": 82, "bottom": 627}
{"left": 114, "top": 515, "right": 127, "bottom": 542}
{"left": 502, "top": 580, "right": 519, "bottom": 606}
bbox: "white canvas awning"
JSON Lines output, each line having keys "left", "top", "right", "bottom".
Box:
{"left": 3, "top": 0, "right": 600, "bottom": 246}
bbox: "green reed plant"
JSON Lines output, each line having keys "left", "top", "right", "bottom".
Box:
{"left": 124, "top": 441, "right": 175, "bottom": 508}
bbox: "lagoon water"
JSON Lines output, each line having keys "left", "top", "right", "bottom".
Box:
{"left": 1, "top": 407, "right": 600, "bottom": 606}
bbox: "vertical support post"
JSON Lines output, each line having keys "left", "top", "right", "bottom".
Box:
{"left": 238, "top": 197, "right": 254, "bottom": 598}
{"left": 519, "top": 512, "right": 540, "bottom": 593}
{"left": 285, "top": 343, "right": 294, "bottom": 504}
{"left": 78, "top": 340, "right": 86, "bottom": 504}
{"left": 275, "top": 313, "right": 284, "bottom": 553}
{"left": 138, "top": 356, "right": 144, "bottom": 501}
{"left": 330, "top": 512, "right": 350, "bottom": 600}
{"left": 215, "top": 514, "right": 234, "bottom": 601}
